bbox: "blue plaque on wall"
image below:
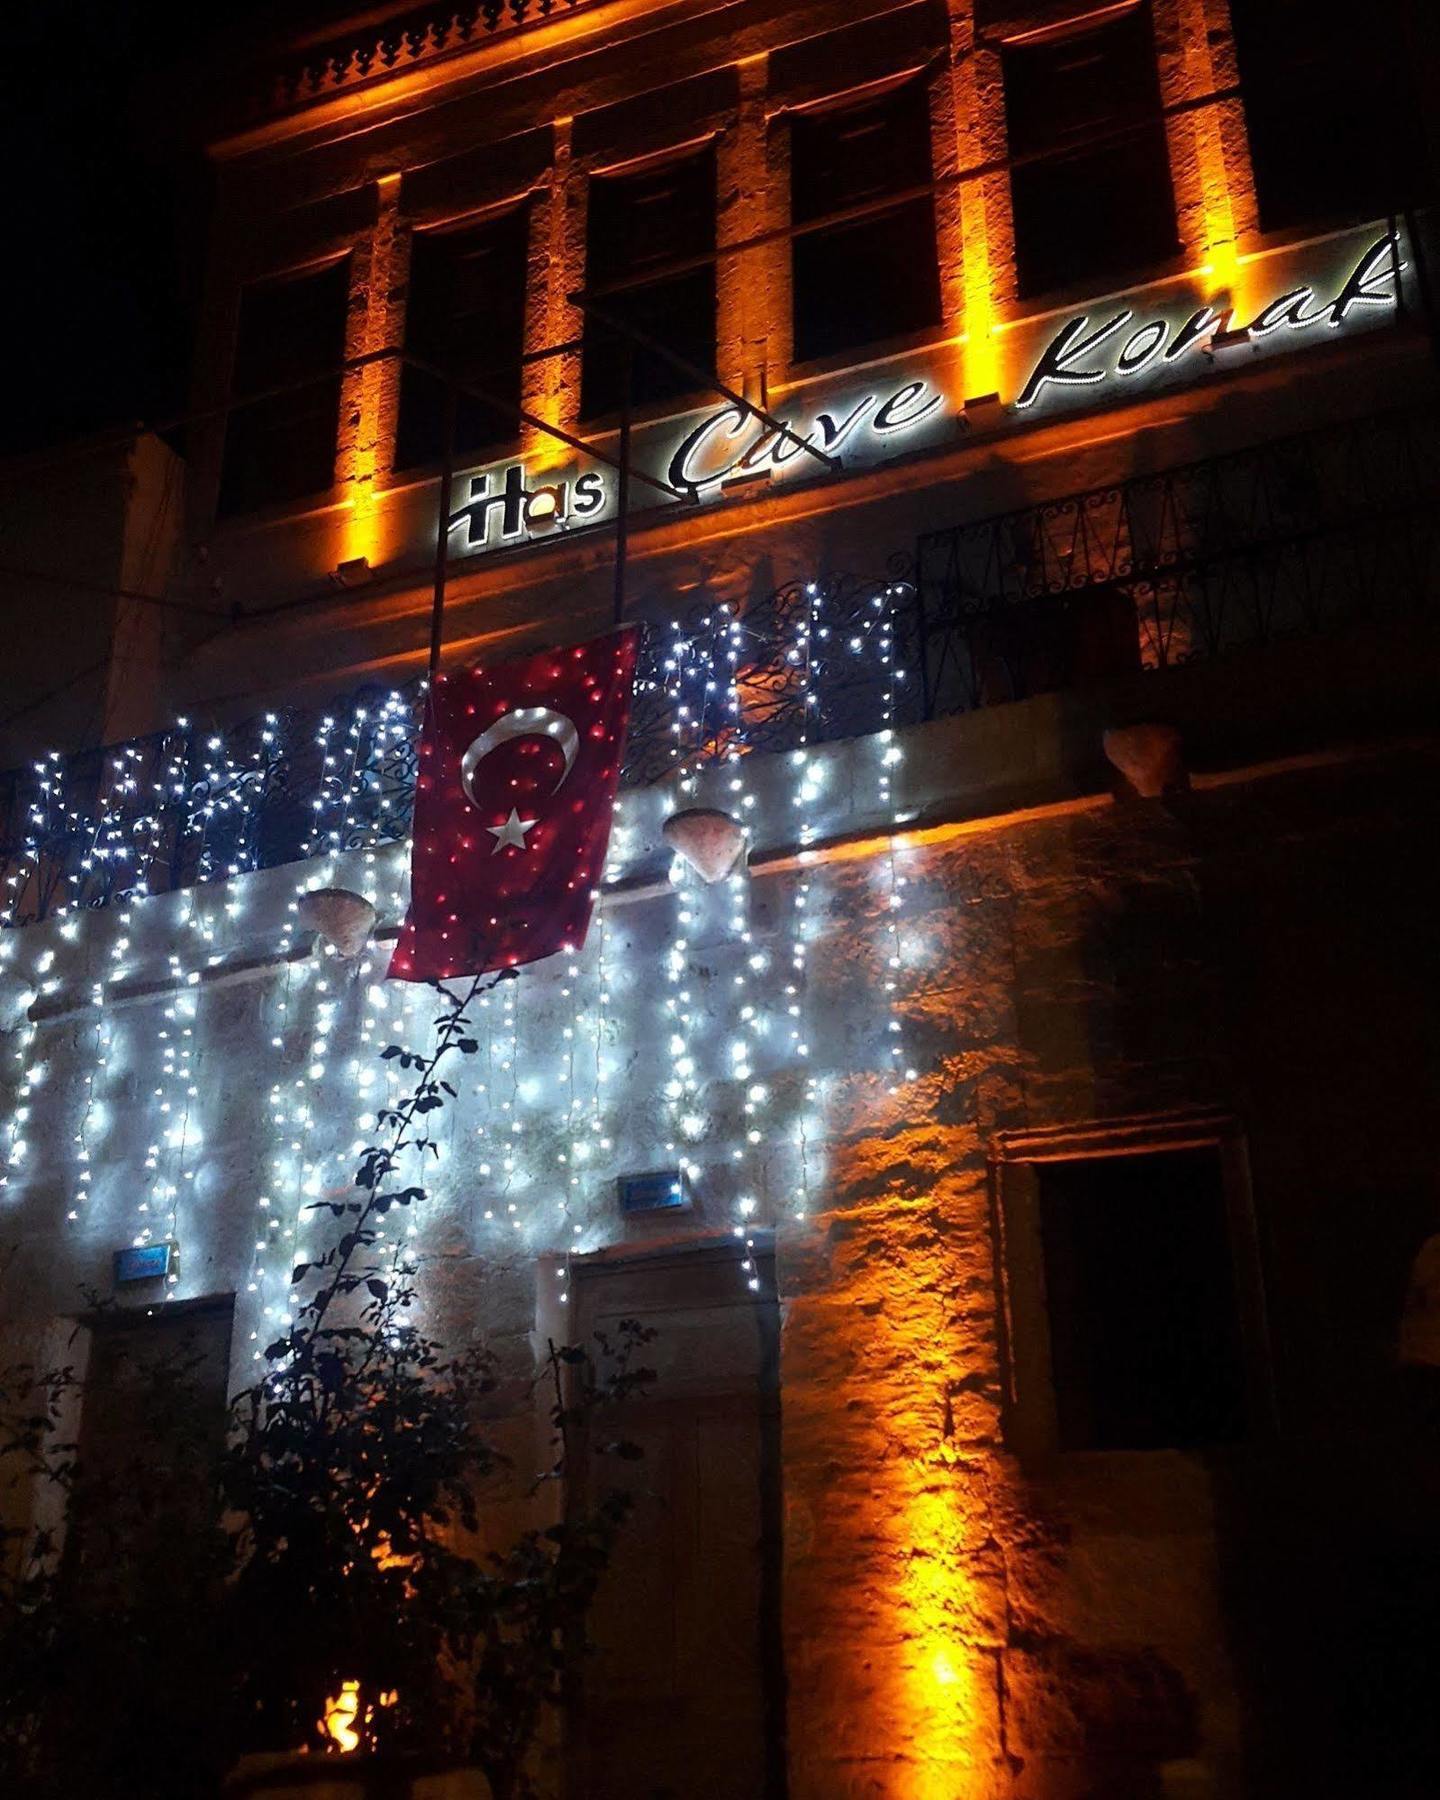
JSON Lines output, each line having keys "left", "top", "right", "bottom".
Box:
{"left": 618, "top": 1169, "right": 691, "bottom": 1215}
{"left": 114, "top": 1242, "right": 173, "bottom": 1284}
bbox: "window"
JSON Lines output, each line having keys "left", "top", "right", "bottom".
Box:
{"left": 1229, "top": 0, "right": 1423, "bottom": 232}
{"left": 395, "top": 207, "right": 530, "bottom": 471}
{"left": 581, "top": 147, "right": 716, "bottom": 421}
{"left": 1034, "top": 1149, "right": 1247, "bottom": 1450}
{"left": 1003, "top": 4, "right": 1177, "bottom": 299}
{"left": 790, "top": 80, "right": 941, "bottom": 364}
{"left": 995, "top": 1121, "right": 1264, "bottom": 1456}
{"left": 219, "top": 260, "right": 348, "bottom": 516}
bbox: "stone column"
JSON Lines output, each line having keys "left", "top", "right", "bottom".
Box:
{"left": 717, "top": 52, "right": 771, "bottom": 407}
{"left": 336, "top": 171, "right": 404, "bottom": 570}
{"left": 100, "top": 432, "right": 184, "bottom": 746}
{"left": 525, "top": 115, "right": 586, "bottom": 461}
{"left": 778, "top": 838, "right": 1011, "bottom": 1800}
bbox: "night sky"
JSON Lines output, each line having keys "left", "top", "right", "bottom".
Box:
{"left": 0, "top": 0, "right": 356, "bottom": 459}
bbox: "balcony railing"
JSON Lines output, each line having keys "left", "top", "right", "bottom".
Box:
{"left": 913, "top": 404, "right": 1440, "bottom": 718}
{"left": 3, "top": 405, "right": 1436, "bottom": 928}
{"left": 0, "top": 576, "right": 915, "bottom": 927}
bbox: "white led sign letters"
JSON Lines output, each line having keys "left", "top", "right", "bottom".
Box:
{"left": 663, "top": 377, "right": 947, "bottom": 498}
{"left": 445, "top": 374, "right": 949, "bottom": 552}
{"left": 443, "top": 231, "right": 1405, "bottom": 556}
{"left": 1014, "top": 233, "right": 1404, "bottom": 411}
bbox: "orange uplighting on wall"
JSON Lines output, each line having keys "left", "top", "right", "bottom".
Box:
{"left": 785, "top": 1112, "right": 1003, "bottom": 1799}
{"left": 1180, "top": 0, "right": 1247, "bottom": 320}
{"left": 339, "top": 486, "right": 407, "bottom": 576}
{"left": 961, "top": 211, "right": 1000, "bottom": 402}
{"left": 895, "top": 1484, "right": 991, "bottom": 1799}
{"left": 1203, "top": 234, "right": 1242, "bottom": 316}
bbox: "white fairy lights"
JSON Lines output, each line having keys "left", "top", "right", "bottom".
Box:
{"left": 0, "top": 590, "right": 923, "bottom": 1321}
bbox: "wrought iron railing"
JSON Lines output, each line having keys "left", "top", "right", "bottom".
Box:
{"left": 0, "top": 576, "right": 912, "bottom": 926}
{"left": 3, "top": 405, "right": 1436, "bottom": 927}
{"left": 0, "top": 691, "right": 425, "bottom": 927}
{"left": 913, "top": 404, "right": 1440, "bottom": 718}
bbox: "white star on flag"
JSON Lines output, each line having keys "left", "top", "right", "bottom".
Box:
{"left": 487, "top": 808, "right": 536, "bottom": 853}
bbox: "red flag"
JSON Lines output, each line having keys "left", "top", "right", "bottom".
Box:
{"left": 389, "top": 627, "right": 639, "bottom": 981}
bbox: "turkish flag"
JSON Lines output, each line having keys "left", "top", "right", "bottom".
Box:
{"left": 389, "top": 626, "right": 639, "bottom": 981}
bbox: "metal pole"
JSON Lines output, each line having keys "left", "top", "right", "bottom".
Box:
{"left": 613, "top": 339, "right": 634, "bottom": 626}
{"left": 428, "top": 379, "right": 458, "bottom": 678}
{"left": 573, "top": 293, "right": 840, "bottom": 475}
{"left": 405, "top": 349, "right": 683, "bottom": 502}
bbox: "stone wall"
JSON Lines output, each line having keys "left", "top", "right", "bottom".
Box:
{"left": 3, "top": 645, "right": 1437, "bottom": 1792}
{"left": 778, "top": 743, "right": 1440, "bottom": 1798}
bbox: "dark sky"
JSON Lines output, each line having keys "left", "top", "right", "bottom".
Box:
{"left": 0, "top": 0, "right": 352, "bottom": 459}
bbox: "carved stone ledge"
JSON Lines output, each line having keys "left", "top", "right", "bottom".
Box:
{"left": 270, "top": 0, "right": 596, "bottom": 114}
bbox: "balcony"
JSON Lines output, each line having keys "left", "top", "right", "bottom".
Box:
{"left": 2, "top": 404, "right": 1436, "bottom": 929}
{"left": 913, "top": 404, "right": 1440, "bottom": 718}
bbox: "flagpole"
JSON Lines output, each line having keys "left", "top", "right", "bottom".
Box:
{"left": 612, "top": 336, "right": 633, "bottom": 627}
{"left": 429, "top": 377, "right": 459, "bottom": 677}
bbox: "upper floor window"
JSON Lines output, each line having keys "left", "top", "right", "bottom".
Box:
{"left": 789, "top": 79, "right": 941, "bottom": 364}
{"left": 1229, "top": 0, "right": 1423, "bottom": 232}
{"left": 1003, "top": 4, "right": 1177, "bottom": 300}
{"left": 580, "top": 146, "right": 716, "bottom": 421}
{"left": 395, "top": 206, "right": 531, "bottom": 472}
{"left": 218, "top": 259, "right": 349, "bottom": 517}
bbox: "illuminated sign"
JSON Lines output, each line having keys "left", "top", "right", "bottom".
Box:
{"left": 448, "top": 462, "right": 611, "bottom": 552}
{"left": 446, "top": 374, "right": 952, "bottom": 553}
{"left": 1015, "top": 233, "right": 1404, "bottom": 411}
{"left": 664, "top": 377, "right": 946, "bottom": 498}
{"left": 441, "top": 232, "right": 1406, "bottom": 556}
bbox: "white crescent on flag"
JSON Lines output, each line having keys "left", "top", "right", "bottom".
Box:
{"left": 459, "top": 706, "right": 580, "bottom": 813}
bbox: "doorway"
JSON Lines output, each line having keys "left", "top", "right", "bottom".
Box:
{"left": 567, "top": 1238, "right": 784, "bottom": 1800}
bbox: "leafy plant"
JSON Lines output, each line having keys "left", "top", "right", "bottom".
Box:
{"left": 0, "top": 973, "right": 655, "bottom": 1799}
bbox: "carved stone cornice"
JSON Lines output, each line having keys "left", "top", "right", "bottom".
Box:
{"left": 269, "top": 1, "right": 602, "bottom": 113}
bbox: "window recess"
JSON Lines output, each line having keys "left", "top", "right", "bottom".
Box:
{"left": 1002, "top": 3, "right": 1178, "bottom": 300}
{"left": 1229, "top": 0, "right": 1424, "bottom": 233}
{"left": 993, "top": 1115, "right": 1271, "bottom": 1458}
{"left": 395, "top": 204, "right": 531, "bottom": 472}
{"left": 789, "top": 77, "right": 942, "bottom": 365}
{"left": 218, "top": 259, "right": 349, "bottom": 517}
{"left": 580, "top": 145, "right": 717, "bottom": 422}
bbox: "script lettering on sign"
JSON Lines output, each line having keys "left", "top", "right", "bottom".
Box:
{"left": 438, "top": 233, "right": 1405, "bottom": 557}
{"left": 444, "top": 375, "right": 951, "bottom": 552}
{"left": 1014, "top": 233, "right": 1405, "bottom": 411}
{"left": 664, "top": 377, "right": 948, "bottom": 498}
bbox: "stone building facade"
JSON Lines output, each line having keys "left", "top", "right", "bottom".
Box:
{"left": 2, "top": 2, "right": 1438, "bottom": 1796}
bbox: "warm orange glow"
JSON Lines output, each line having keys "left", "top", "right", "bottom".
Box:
{"left": 1179, "top": 0, "right": 1246, "bottom": 317}
{"left": 320, "top": 1679, "right": 397, "bottom": 1754}
{"left": 1203, "top": 236, "right": 1241, "bottom": 315}
{"left": 339, "top": 486, "right": 407, "bottom": 574}
{"left": 896, "top": 1485, "right": 990, "bottom": 1798}
{"left": 323, "top": 1680, "right": 361, "bottom": 1753}
{"left": 961, "top": 215, "right": 999, "bottom": 401}
{"left": 372, "top": 1531, "right": 416, "bottom": 1573}
{"left": 785, "top": 1117, "right": 1003, "bottom": 1796}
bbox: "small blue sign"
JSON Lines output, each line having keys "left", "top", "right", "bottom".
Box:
{"left": 618, "top": 1169, "right": 691, "bottom": 1215}
{"left": 114, "top": 1243, "right": 172, "bottom": 1284}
